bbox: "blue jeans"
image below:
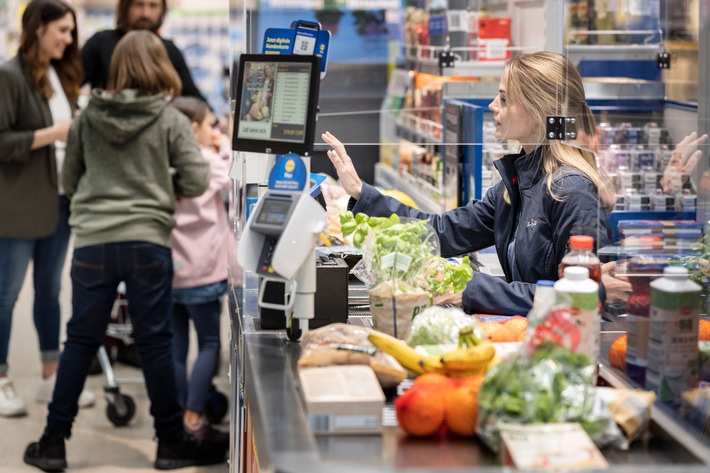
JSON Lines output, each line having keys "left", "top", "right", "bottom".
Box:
{"left": 0, "top": 196, "right": 70, "bottom": 375}
{"left": 45, "top": 242, "right": 184, "bottom": 442}
{"left": 172, "top": 298, "right": 222, "bottom": 413}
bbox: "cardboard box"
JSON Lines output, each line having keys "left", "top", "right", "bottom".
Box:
{"left": 299, "top": 365, "right": 384, "bottom": 435}
{"left": 478, "top": 17, "right": 511, "bottom": 61}
{"left": 499, "top": 423, "right": 609, "bottom": 469}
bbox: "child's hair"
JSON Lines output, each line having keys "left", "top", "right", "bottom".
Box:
{"left": 170, "top": 96, "right": 210, "bottom": 125}
{"left": 107, "top": 30, "right": 182, "bottom": 96}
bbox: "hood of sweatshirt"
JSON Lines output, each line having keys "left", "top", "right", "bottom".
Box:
{"left": 84, "top": 89, "right": 168, "bottom": 145}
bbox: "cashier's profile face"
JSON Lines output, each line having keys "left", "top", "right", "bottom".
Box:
{"left": 488, "top": 70, "right": 535, "bottom": 145}
{"left": 127, "top": 0, "right": 163, "bottom": 32}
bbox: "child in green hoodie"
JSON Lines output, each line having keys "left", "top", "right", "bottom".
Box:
{"left": 24, "top": 30, "right": 227, "bottom": 471}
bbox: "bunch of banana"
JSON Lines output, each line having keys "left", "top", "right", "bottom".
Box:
{"left": 438, "top": 327, "right": 497, "bottom": 377}
{"left": 367, "top": 330, "right": 443, "bottom": 375}
{"left": 367, "top": 328, "right": 498, "bottom": 377}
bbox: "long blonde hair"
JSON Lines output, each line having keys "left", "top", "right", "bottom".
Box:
{"left": 107, "top": 30, "right": 182, "bottom": 96}
{"left": 502, "top": 51, "right": 614, "bottom": 211}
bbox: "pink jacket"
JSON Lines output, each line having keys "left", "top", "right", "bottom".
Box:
{"left": 171, "top": 146, "right": 233, "bottom": 289}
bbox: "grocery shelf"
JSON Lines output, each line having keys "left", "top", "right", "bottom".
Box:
{"left": 395, "top": 112, "right": 442, "bottom": 145}
{"left": 404, "top": 44, "right": 506, "bottom": 78}
{"left": 414, "top": 57, "right": 507, "bottom": 78}
{"left": 374, "top": 163, "right": 443, "bottom": 214}
{"left": 566, "top": 43, "right": 664, "bottom": 64}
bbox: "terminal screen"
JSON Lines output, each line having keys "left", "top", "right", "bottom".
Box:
{"left": 237, "top": 60, "right": 313, "bottom": 145}
{"left": 256, "top": 198, "right": 292, "bottom": 226}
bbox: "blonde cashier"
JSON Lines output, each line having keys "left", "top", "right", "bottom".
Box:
{"left": 324, "top": 51, "right": 621, "bottom": 316}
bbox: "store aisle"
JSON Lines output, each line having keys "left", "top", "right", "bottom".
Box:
{"left": 0, "top": 252, "right": 230, "bottom": 472}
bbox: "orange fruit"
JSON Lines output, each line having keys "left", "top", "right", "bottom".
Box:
{"left": 478, "top": 316, "right": 527, "bottom": 342}
{"left": 395, "top": 386, "right": 446, "bottom": 437}
{"left": 413, "top": 372, "right": 455, "bottom": 391}
{"left": 444, "top": 375, "right": 483, "bottom": 437}
{"left": 609, "top": 335, "right": 627, "bottom": 371}
{"left": 699, "top": 319, "right": 710, "bottom": 341}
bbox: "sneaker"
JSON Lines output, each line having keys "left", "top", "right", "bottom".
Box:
{"left": 154, "top": 433, "right": 228, "bottom": 470}
{"left": 186, "top": 418, "right": 229, "bottom": 447}
{"left": 0, "top": 378, "right": 27, "bottom": 417}
{"left": 35, "top": 373, "right": 96, "bottom": 408}
{"left": 23, "top": 434, "right": 67, "bottom": 472}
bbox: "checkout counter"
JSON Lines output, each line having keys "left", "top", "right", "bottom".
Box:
{"left": 229, "top": 274, "right": 710, "bottom": 473}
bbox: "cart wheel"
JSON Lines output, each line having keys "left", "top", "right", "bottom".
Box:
{"left": 106, "top": 393, "right": 136, "bottom": 427}
{"left": 205, "top": 389, "right": 229, "bottom": 425}
{"left": 286, "top": 317, "right": 302, "bottom": 342}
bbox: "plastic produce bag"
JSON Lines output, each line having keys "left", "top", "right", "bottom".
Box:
{"left": 348, "top": 215, "right": 440, "bottom": 339}
{"left": 297, "top": 323, "right": 407, "bottom": 389}
{"left": 477, "top": 341, "right": 624, "bottom": 452}
{"left": 406, "top": 305, "right": 479, "bottom": 346}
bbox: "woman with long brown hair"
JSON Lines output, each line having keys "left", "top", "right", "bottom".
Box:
{"left": 0, "top": 0, "right": 94, "bottom": 418}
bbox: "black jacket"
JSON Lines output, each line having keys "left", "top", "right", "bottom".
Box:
{"left": 351, "top": 147, "right": 611, "bottom": 315}
{"left": 81, "top": 29, "right": 207, "bottom": 103}
{"left": 0, "top": 55, "right": 75, "bottom": 238}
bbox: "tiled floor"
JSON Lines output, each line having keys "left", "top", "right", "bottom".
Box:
{"left": 0, "top": 253, "right": 231, "bottom": 472}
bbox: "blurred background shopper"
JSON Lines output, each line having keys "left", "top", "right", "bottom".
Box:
{"left": 81, "top": 0, "right": 206, "bottom": 102}
{"left": 0, "top": 0, "right": 94, "bottom": 419}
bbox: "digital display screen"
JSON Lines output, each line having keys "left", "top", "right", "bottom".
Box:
{"left": 256, "top": 198, "right": 292, "bottom": 226}
{"left": 233, "top": 54, "right": 320, "bottom": 156}
{"left": 237, "top": 61, "right": 313, "bottom": 145}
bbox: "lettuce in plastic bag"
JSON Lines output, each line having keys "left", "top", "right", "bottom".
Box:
{"left": 477, "top": 342, "right": 623, "bottom": 452}
{"left": 406, "top": 306, "right": 479, "bottom": 346}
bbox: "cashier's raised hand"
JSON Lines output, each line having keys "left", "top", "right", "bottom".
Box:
{"left": 323, "top": 132, "right": 363, "bottom": 200}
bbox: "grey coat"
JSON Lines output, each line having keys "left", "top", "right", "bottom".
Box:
{"left": 0, "top": 55, "right": 74, "bottom": 238}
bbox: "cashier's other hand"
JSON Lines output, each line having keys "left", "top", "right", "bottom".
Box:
{"left": 601, "top": 261, "right": 632, "bottom": 304}
{"left": 322, "top": 132, "right": 363, "bottom": 200}
{"left": 659, "top": 132, "right": 708, "bottom": 194}
{"left": 433, "top": 292, "right": 463, "bottom": 307}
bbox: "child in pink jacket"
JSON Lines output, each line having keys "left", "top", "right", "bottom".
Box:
{"left": 169, "top": 97, "right": 231, "bottom": 444}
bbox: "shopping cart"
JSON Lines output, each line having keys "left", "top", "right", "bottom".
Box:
{"left": 96, "top": 282, "right": 141, "bottom": 426}
{"left": 96, "top": 282, "right": 229, "bottom": 427}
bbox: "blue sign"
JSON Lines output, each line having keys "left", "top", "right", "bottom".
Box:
{"left": 268, "top": 155, "right": 308, "bottom": 192}
{"left": 262, "top": 22, "right": 330, "bottom": 78}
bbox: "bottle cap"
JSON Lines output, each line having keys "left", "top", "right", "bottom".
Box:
{"left": 569, "top": 235, "right": 594, "bottom": 250}
{"left": 563, "top": 266, "right": 590, "bottom": 280}
{"left": 537, "top": 280, "right": 555, "bottom": 287}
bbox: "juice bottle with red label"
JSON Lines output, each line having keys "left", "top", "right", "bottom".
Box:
{"left": 558, "top": 235, "right": 602, "bottom": 284}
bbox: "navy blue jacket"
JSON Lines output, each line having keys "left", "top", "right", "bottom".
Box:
{"left": 350, "top": 147, "right": 611, "bottom": 315}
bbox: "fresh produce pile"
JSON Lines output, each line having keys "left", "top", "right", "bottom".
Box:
{"left": 340, "top": 211, "right": 473, "bottom": 296}
{"left": 406, "top": 306, "right": 478, "bottom": 346}
{"left": 395, "top": 372, "right": 484, "bottom": 437}
{"left": 369, "top": 326, "right": 498, "bottom": 379}
{"left": 478, "top": 315, "right": 528, "bottom": 342}
{"left": 477, "top": 341, "right": 608, "bottom": 452}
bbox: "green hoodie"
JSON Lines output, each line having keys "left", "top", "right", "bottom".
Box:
{"left": 63, "top": 89, "right": 210, "bottom": 249}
